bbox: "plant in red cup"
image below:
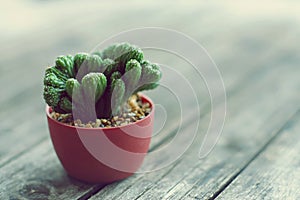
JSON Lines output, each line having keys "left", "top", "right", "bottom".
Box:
{"left": 43, "top": 43, "right": 162, "bottom": 183}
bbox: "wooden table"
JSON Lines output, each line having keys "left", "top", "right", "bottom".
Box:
{"left": 1, "top": 1, "right": 300, "bottom": 199}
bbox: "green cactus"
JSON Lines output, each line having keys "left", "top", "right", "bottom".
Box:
{"left": 102, "top": 42, "right": 144, "bottom": 73}
{"left": 139, "top": 62, "right": 162, "bottom": 85}
{"left": 44, "top": 70, "right": 65, "bottom": 89}
{"left": 102, "top": 42, "right": 143, "bottom": 63}
{"left": 95, "top": 71, "right": 124, "bottom": 118}
{"left": 110, "top": 78, "right": 125, "bottom": 116}
{"left": 110, "top": 71, "right": 122, "bottom": 80}
{"left": 55, "top": 55, "right": 74, "bottom": 78}
{"left": 45, "top": 67, "right": 68, "bottom": 82}
{"left": 44, "top": 85, "right": 63, "bottom": 109}
{"left": 102, "top": 58, "right": 118, "bottom": 78}
{"left": 86, "top": 55, "right": 104, "bottom": 74}
{"left": 59, "top": 97, "right": 72, "bottom": 113}
{"left": 81, "top": 73, "right": 107, "bottom": 102}
{"left": 73, "top": 53, "right": 89, "bottom": 74}
{"left": 43, "top": 42, "right": 162, "bottom": 122}
{"left": 65, "top": 78, "right": 80, "bottom": 98}
{"left": 135, "top": 83, "right": 159, "bottom": 93}
{"left": 123, "top": 59, "right": 142, "bottom": 101}
{"left": 73, "top": 53, "right": 104, "bottom": 81}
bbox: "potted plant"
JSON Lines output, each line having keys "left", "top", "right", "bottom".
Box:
{"left": 43, "top": 42, "right": 162, "bottom": 183}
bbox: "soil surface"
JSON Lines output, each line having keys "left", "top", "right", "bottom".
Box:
{"left": 50, "top": 94, "right": 151, "bottom": 128}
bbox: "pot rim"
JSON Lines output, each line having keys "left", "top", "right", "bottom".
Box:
{"left": 46, "top": 94, "right": 154, "bottom": 131}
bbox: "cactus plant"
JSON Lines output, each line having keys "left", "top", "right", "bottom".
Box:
{"left": 43, "top": 42, "right": 162, "bottom": 122}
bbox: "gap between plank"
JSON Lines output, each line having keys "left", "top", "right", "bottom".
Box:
{"left": 132, "top": 161, "right": 183, "bottom": 200}
{"left": 78, "top": 160, "right": 182, "bottom": 200}
{"left": 78, "top": 184, "right": 106, "bottom": 200}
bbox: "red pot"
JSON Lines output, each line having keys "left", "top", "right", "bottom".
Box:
{"left": 46, "top": 95, "right": 154, "bottom": 184}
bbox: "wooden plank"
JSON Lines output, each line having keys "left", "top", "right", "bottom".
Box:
{"left": 0, "top": 2, "right": 207, "bottom": 165}
{"left": 89, "top": 58, "right": 300, "bottom": 199}
{"left": 1, "top": 9, "right": 225, "bottom": 199}
{"left": 0, "top": 140, "right": 105, "bottom": 200}
{"left": 216, "top": 111, "right": 300, "bottom": 200}
{"left": 2, "top": 0, "right": 296, "bottom": 106}
{"left": 0, "top": 1, "right": 222, "bottom": 161}
{"left": 1, "top": 1, "right": 298, "bottom": 198}
{"left": 0, "top": 64, "right": 222, "bottom": 199}
{"left": 0, "top": 12, "right": 275, "bottom": 166}
{"left": 158, "top": 112, "right": 295, "bottom": 200}
{"left": 0, "top": 4, "right": 237, "bottom": 198}
{"left": 168, "top": 71, "right": 300, "bottom": 199}
{"left": 0, "top": 44, "right": 288, "bottom": 199}
{"left": 0, "top": 34, "right": 283, "bottom": 173}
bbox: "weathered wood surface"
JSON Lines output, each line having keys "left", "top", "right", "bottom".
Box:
{"left": 216, "top": 111, "right": 300, "bottom": 200}
{"left": 0, "top": 1, "right": 300, "bottom": 199}
{"left": 90, "top": 50, "right": 300, "bottom": 200}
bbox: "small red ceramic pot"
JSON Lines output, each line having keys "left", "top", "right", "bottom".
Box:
{"left": 46, "top": 95, "right": 154, "bottom": 184}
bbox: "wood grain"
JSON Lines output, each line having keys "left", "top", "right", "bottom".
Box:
{"left": 0, "top": 3, "right": 206, "bottom": 166}
{"left": 217, "top": 111, "right": 300, "bottom": 200}
{"left": 0, "top": 6, "right": 266, "bottom": 166}
{"left": 1, "top": 1, "right": 300, "bottom": 199}
{"left": 0, "top": 140, "right": 106, "bottom": 200}
{"left": 90, "top": 54, "right": 300, "bottom": 199}
{"left": 0, "top": 44, "right": 286, "bottom": 199}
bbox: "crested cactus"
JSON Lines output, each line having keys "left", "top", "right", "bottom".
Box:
{"left": 123, "top": 59, "right": 142, "bottom": 101}
{"left": 43, "top": 42, "right": 162, "bottom": 122}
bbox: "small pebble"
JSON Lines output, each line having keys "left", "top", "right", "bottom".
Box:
{"left": 95, "top": 119, "right": 101, "bottom": 127}
{"left": 127, "top": 113, "right": 136, "bottom": 117}
{"left": 85, "top": 124, "right": 92, "bottom": 128}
